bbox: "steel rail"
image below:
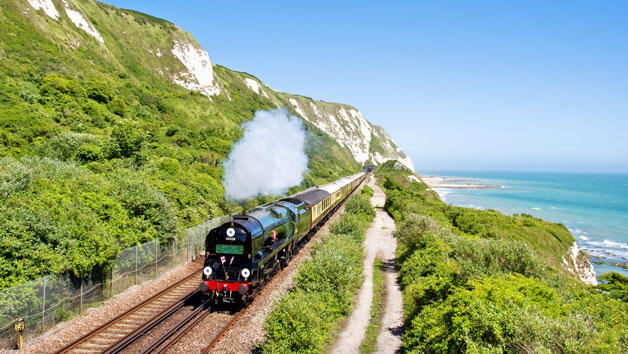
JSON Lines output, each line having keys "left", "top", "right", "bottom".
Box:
{"left": 102, "top": 290, "right": 200, "bottom": 354}
{"left": 55, "top": 263, "right": 203, "bottom": 354}
{"left": 199, "top": 311, "right": 244, "bottom": 354}
{"left": 141, "top": 299, "right": 213, "bottom": 354}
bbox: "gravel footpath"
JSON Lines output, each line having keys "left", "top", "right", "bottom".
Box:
{"left": 0, "top": 260, "right": 203, "bottom": 354}
{"left": 332, "top": 176, "right": 403, "bottom": 354}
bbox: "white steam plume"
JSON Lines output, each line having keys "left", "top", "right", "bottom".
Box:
{"left": 223, "top": 109, "right": 308, "bottom": 200}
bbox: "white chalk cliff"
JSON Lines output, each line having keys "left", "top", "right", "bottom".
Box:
{"left": 285, "top": 95, "right": 415, "bottom": 170}
{"left": 563, "top": 242, "right": 597, "bottom": 285}
{"left": 171, "top": 40, "right": 220, "bottom": 97}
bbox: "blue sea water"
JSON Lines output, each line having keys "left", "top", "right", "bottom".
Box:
{"left": 422, "top": 171, "right": 628, "bottom": 278}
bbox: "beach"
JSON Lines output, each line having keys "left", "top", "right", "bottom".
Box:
{"left": 421, "top": 176, "right": 502, "bottom": 190}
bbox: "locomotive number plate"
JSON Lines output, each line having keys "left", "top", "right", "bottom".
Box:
{"left": 216, "top": 244, "right": 244, "bottom": 254}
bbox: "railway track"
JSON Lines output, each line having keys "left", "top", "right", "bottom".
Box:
{"left": 137, "top": 304, "right": 243, "bottom": 354}
{"left": 141, "top": 253, "right": 290, "bottom": 353}
{"left": 199, "top": 311, "right": 243, "bottom": 354}
{"left": 138, "top": 299, "right": 212, "bottom": 354}
{"left": 56, "top": 177, "right": 367, "bottom": 354}
{"left": 55, "top": 264, "right": 203, "bottom": 354}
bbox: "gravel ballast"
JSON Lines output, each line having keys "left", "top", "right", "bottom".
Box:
{"left": 0, "top": 260, "right": 203, "bottom": 354}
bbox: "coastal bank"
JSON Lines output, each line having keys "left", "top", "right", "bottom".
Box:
{"left": 376, "top": 161, "right": 628, "bottom": 352}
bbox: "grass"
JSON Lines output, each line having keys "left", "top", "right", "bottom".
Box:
{"left": 359, "top": 257, "right": 386, "bottom": 354}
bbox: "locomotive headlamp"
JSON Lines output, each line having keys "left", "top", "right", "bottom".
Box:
{"left": 241, "top": 268, "right": 250, "bottom": 278}
{"left": 226, "top": 228, "right": 236, "bottom": 237}
{"left": 203, "top": 266, "right": 212, "bottom": 276}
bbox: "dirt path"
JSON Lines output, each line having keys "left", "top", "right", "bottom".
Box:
{"left": 332, "top": 176, "right": 403, "bottom": 354}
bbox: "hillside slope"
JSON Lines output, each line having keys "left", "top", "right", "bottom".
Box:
{"left": 0, "top": 0, "right": 409, "bottom": 288}
{"left": 9, "top": 0, "right": 414, "bottom": 170}
{"left": 375, "top": 161, "right": 628, "bottom": 352}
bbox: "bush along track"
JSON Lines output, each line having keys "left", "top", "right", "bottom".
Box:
{"left": 359, "top": 257, "right": 386, "bottom": 354}
{"left": 262, "top": 193, "right": 374, "bottom": 354}
{"left": 375, "top": 161, "right": 628, "bottom": 354}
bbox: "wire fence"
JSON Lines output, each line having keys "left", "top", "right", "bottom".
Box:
{"left": 0, "top": 214, "right": 231, "bottom": 350}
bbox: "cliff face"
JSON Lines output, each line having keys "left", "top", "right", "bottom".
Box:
{"left": 20, "top": 0, "right": 221, "bottom": 97}
{"left": 14, "top": 0, "right": 413, "bottom": 170}
{"left": 281, "top": 94, "right": 415, "bottom": 171}
{"left": 563, "top": 242, "right": 597, "bottom": 285}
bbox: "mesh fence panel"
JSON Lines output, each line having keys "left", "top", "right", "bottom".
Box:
{"left": 0, "top": 214, "right": 229, "bottom": 349}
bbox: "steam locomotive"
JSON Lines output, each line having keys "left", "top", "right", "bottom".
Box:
{"left": 198, "top": 172, "right": 367, "bottom": 306}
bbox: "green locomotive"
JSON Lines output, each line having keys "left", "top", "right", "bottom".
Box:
{"left": 199, "top": 172, "right": 366, "bottom": 305}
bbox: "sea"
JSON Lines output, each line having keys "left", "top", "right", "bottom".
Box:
{"left": 422, "top": 171, "right": 628, "bottom": 278}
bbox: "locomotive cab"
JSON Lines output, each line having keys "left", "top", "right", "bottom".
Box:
{"left": 200, "top": 220, "right": 258, "bottom": 305}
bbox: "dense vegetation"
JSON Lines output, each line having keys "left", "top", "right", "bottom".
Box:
{"left": 263, "top": 191, "right": 374, "bottom": 353}
{"left": 376, "top": 161, "right": 628, "bottom": 353}
{"left": 0, "top": 1, "right": 360, "bottom": 289}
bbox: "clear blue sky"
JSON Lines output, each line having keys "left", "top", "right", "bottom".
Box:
{"left": 103, "top": 1, "right": 628, "bottom": 173}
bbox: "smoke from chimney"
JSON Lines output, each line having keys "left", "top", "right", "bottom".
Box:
{"left": 222, "top": 108, "right": 308, "bottom": 201}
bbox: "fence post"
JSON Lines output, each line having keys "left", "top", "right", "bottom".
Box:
{"left": 134, "top": 245, "right": 138, "bottom": 286}
{"left": 79, "top": 280, "right": 83, "bottom": 314}
{"left": 41, "top": 276, "right": 46, "bottom": 332}
{"left": 154, "top": 239, "right": 158, "bottom": 278}
{"left": 186, "top": 232, "right": 189, "bottom": 262}
{"left": 109, "top": 268, "right": 113, "bottom": 298}
{"left": 171, "top": 239, "right": 175, "bottom": 267}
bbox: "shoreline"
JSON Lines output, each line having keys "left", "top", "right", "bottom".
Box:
{"left": 419, "top": 173, "right": 600, "bottom": 284}
{"left": 418, "top": 173, "right": 628, "bottom": 279}
{"left": 421, "top": 176, "right": 502, "bottom": 190}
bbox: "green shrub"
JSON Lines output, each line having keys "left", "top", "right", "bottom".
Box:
{"left": 0, "top": 157, "right": 178, "bottom": 284}
{"left": 263, "top": 291, "right": 332, "bottom": 353}
{"left": 157, "top": 157, "right": 180, "bottom": 174}
{"left": 75, "top": 144, "right": 103, "bottom": 162}
{"left": 40, "top": 132, "right": 101, "bottom": 161}
{"left": 361, "top": 185, "right": 374, "bottom": 199}
{"left": 404, "top": 275, "right": 628, "bottom": 353}
{"left": 87, "top": 79, "right": 114, "bottom": 103}
{"left": 447, "top": 235, "right": 546, "bottom": 281}
{"left": 107, "top": 97, "right": 128, "bottom": 117}
{"left": 330, "top": 213, "right": 362, "bottom": 239}
{"left": 598, "top": 272, "right": 628, "bottom": 302}
{"left": 344, "top": 194, "right": 375, "bottom": 221}
{"left": 107, "top": 122, "right": 145, "bottom": 158}
{"left": 39, "top": 74, "right": 84, "bottom": 97}
{"left": 295, "top": 234, "right": 363, "bottom": 302}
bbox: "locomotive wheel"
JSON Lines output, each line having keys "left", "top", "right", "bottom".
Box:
{"left": 240, "top": 294, "right": 249, "bottom": 307}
